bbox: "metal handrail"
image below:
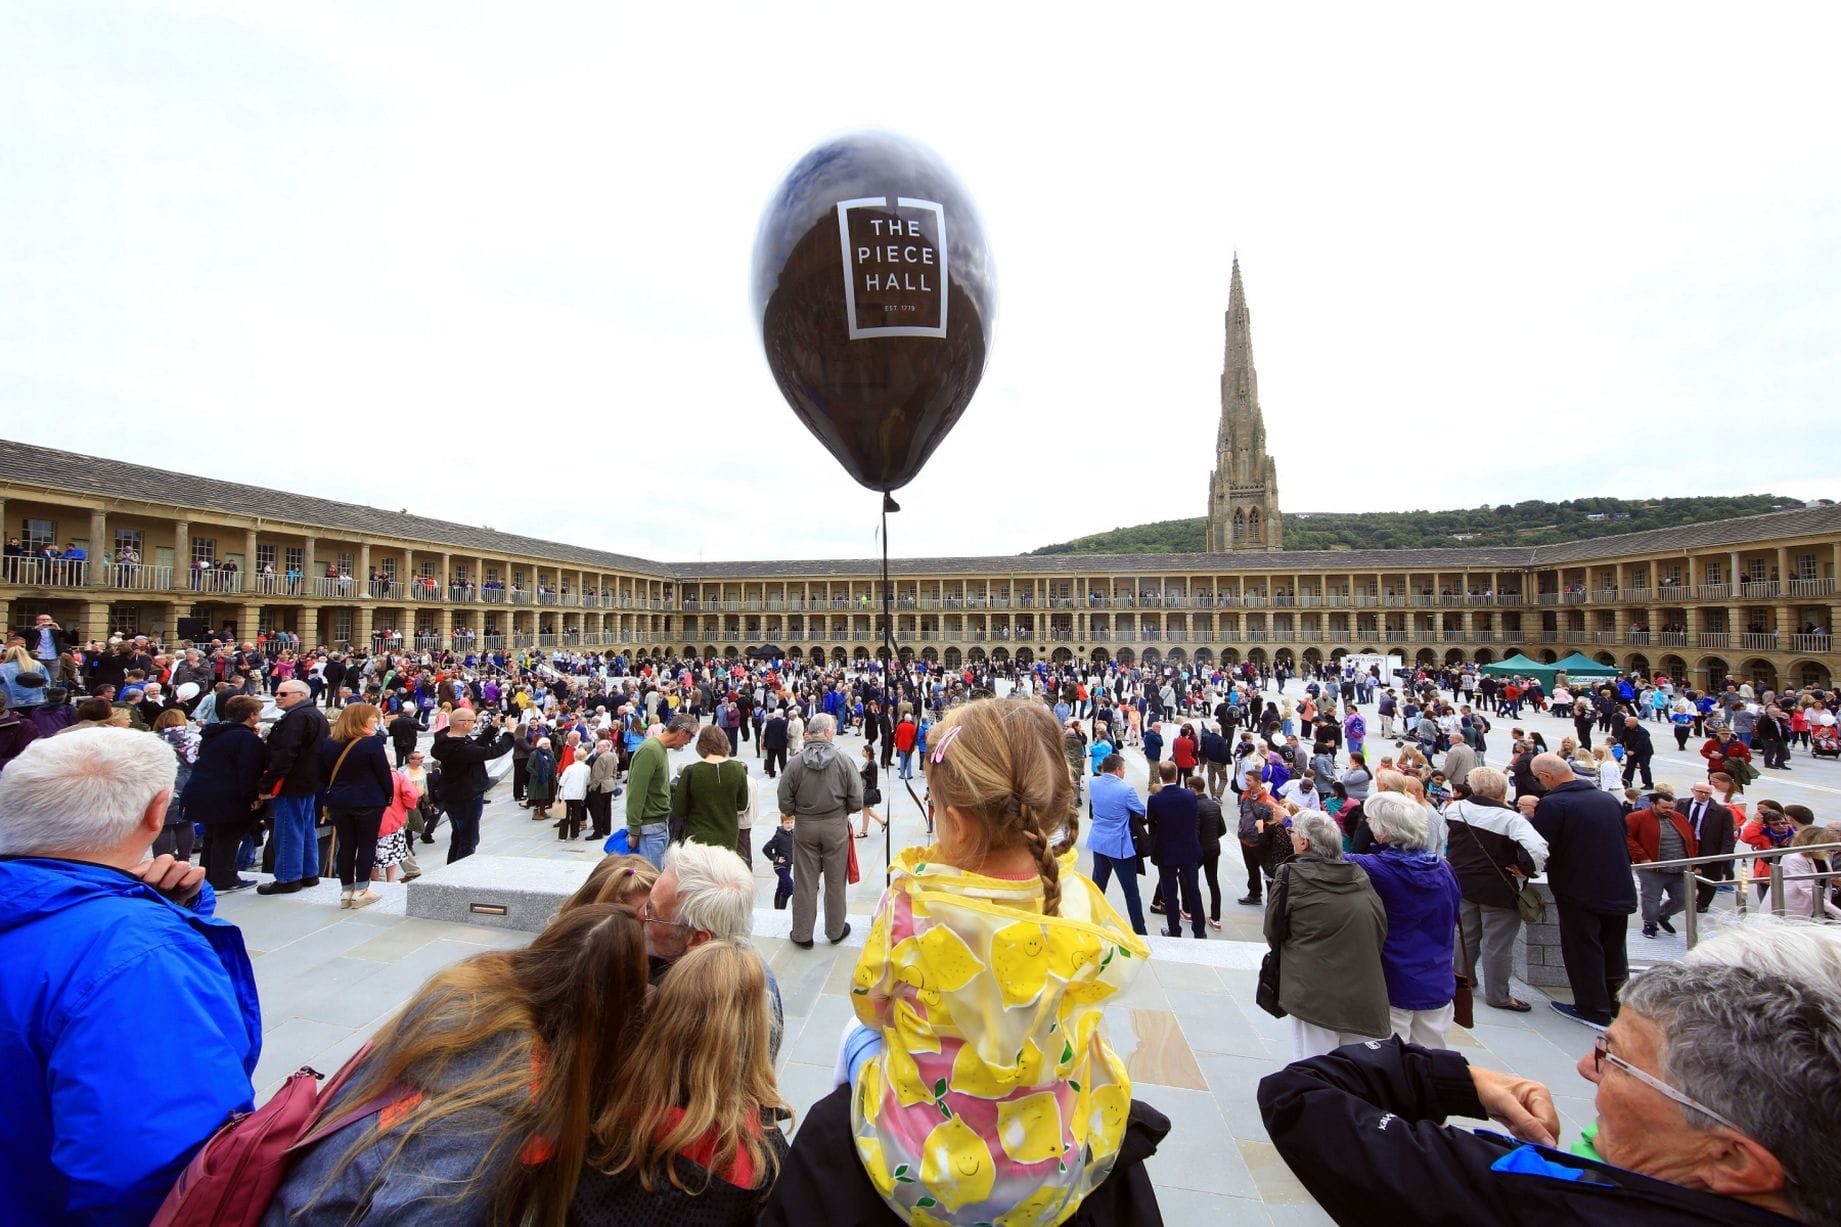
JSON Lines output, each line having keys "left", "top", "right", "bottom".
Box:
{"left": 1631, "top": 843, "right": 1836, "bottom": 945}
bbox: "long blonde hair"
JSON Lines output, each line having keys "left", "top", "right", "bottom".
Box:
{"left": 590, "top": 940, "right": 786, "bottom": 1192}
{"left": 302, "top": 905, "right": 648, "bottom": 1226}
{"left": 3, "top": 644, "right": 34, "bottom": 671}
{"left": 924, "top": 698, "right": 1078, "bottom": 915}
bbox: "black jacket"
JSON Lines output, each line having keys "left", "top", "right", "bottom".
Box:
{"left": 1197, "top": 794, "right": 1227, "bottom": 858}
{"left": 1146, "top": 785, "right": 1202, "bottom": 867}
{"left": 260, "top": 702, "right": 331, "bottom": 797}
{"left": 758, "top": 1083, "right": 1170, "bottom": 1227}
{"left": 388, "top": 713, "right": 421, "bottom": 750}
{"left": 429, "top": 726, "right": 513, "bottom": 802}
{"left": 1619, "top": 722, "right": 1654, "bottom": 758}
{"left": 1445, "top": 798, "right": 1542, "bottom": 910}
{"left": 317, "top": 734, "right": 394, "bottom": 810}
{"left": 177, "top": 721, "right": 266, "bottom": 825}
{"left": 1258, "top": 1038, "right": 1797, "bottom": 1227}
{"left": 761, "top": 716, "right": 789, "bottom": 751}
{"left": 1682, "top": 797, "right": 1737, "bottom": 861}
{"left": 1530, "top": 780, "right": 1637, "bottom": 914}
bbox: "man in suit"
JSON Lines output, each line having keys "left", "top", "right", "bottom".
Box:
{"left": 761, "top": 709, "right": 789, "bottom": 778}
{"left": 1683, "top": 779, "right": 1737, "bottom": 912}
{"left": 1530, "top": 753, "right": 1636, "bottom": 1028}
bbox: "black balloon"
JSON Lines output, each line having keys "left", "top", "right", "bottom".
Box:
{"left": 752, "top": 132, "right": 995, "bottom": 493}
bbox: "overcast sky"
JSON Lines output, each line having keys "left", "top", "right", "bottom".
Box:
{"left": 4, "top": 2, "right": 1837, "bottom": 564}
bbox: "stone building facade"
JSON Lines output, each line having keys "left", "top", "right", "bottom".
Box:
{"left": 2, "top": 438, "right": 1836, "bottom": 695}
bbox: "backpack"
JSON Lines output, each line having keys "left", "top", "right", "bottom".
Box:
{"left": 151, "top": 1045, "right": 399, "bottom": 1227}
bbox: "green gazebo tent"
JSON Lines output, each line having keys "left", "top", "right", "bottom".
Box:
{"left": 1479, "top": 652, "right": 1620, "bottom": 691}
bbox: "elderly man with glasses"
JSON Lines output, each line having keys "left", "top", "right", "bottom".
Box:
{"left": 255, "top": 678, "right": 330, "bottom": 895}
{"left": 1259, "top": 921, "right": 1841, "bottom": 1225}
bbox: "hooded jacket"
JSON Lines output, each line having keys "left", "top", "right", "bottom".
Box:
{"left": 1346, "top": 848, "right": 1462, "bottom": 1011}
{"left": 182, "top": 719, "right": 268, "bottom": 825}
{"left": 776, "top": 738, "right": 861, "bottom": 821}
{"left": 1265, "top": 855, "right": 1390, "bottom": 1037}
{"left": 0, "top": 858, "right": 260, "bottom": 1226}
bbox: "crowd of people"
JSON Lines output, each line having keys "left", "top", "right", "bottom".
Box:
{"left": 2, "top": 612, "right": 1839, "bottom": 1225}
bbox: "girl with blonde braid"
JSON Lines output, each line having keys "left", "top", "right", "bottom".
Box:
{"left": 837, "top": 698, "right": 1149, "bottom": 1226}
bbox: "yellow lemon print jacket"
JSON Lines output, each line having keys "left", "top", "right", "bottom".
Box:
{"left": 849, "top": 846, "right": 1149, "bottom": 1226}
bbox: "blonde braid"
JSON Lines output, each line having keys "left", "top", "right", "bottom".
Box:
{"left": 1019, "top": 802, "right": 1062, "bottom": 917}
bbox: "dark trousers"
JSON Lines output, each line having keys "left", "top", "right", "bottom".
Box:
{"left": 586, "top": 790, "right": 612, "bottom": 838}
{"left": 561, "top": 799, "right": 585, "bottom": 840}
{"left": 393, "top": 744, "right": 414, "bottom": 767}
{"left": 329, "top": 806, "right": 384, "bottom": 888}
{"left": 736, "top": 826, "right": 753, "bottom": 869}
{"left": 1090, "top": 851, "right": 1146, "bottom": 935}
{"left": 773, "top": 865, "right": 794, "bottom": 909}
{"left": 446, "top": 796, "right": 484, "bottom": 863}
{"left": 1759, "top": 738, "right": 1789, "bottom": 768}
{"left": 1160, "top": 862, "right": 1205, "bottom": 937}
{"left": 1696, "top": 860, "right": 1734, "bottom": 911}
{"left": 1240, "top": 841, "right": 1265, "bottom": 900}
{"left": 1556, "top": 904, "right": 1628, "bottom": 1024}
{"left": 200, "top": 821, "right": 248, "bottom": 889}
{"left": 1674, "top": 727, "right": 1692, "bottom": 751}
{"left": 1574, "top": 718, "right": 1595, "bottom": 752}
{"left": 1201, "top": 849, "right": 1222, "bottom": 921}
{"left": 1621, "top": 754, "right": 1654, "bottom": 789}
{"left": 512, "top": 758, "right": 529, "bottom": 800}
{"left": 764, "top": 745, "right": 788, "bottom": 777}
{"left": 152, "top": 820, "right": 195, "bottom": 863}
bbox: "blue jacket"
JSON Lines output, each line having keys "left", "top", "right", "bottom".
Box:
{"left": 1346, "top": 848, "right": 1462, "bottom": 1011}
{"left": 1147, "top": 785, "right": 1202, "bottom": 866}
{"left": 1086, "top": 771, "right": 1143, "bottom": 861}
{"left": 0, "top": 858, "right": 260, "bottom": 1225}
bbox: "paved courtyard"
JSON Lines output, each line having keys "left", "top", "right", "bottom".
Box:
{"left": 218, "top": 680, "right": 1841, "bottom": 1222}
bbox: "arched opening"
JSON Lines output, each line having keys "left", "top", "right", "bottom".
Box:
{"left": 855, "top": 647, "right": 872, "bottom": 662}
{"left": 683, "top": 644, "right": 697, "bottom": 658}
{"left": 702, "top": 645, "right": 718, "bottom": 659}
{"left": 1015, "top": 647, "right": 1033, "bottom": 664}
{"left": 1232, "top": 508, "right": 1247, "bottom": 544}
{"left": 1474, "top": 648, "right": 1496, "bottom": 664}
{"left": 1538, "top": 649, "right": 1558, "bottom": 663}
{"left": 897, "top": 646, "right": 914, "bottom": 662}
{"left": 830, "top": 647, "right": 847, "bottom": 663}
{"left": 1699, "top": 656, "right": 1730, "bottom": 688}
{"left": 968, "top": 647, "right": 987, "bottom": 663}
{"left": 1193, "top": 647, "right": 1214, "bottom": 665}
{"left": 1793, "top": 659, "right": 1832, "bottom": 689}
{"left": 1219, "top": 648, "right": 1240, "bottom": 666}
{"left": 1658, "top": 654, "right": 1688, "bottom": 683}
{"left": 1444, "top": 649, "right": 1466, "bottom": 665}
{"left": 920, "top": 646, "right": 938, "bottom": 663}
{"left": 1593, "top": 651, "right": 1616, "bottom": 666}
{"left": 1167, "top": 648, "right": 1186, "bottom": 665}
{"left": 722, "top": 645, "right": 738, "bottom": 659}
{"left": 992, "top": 648, "right": 1010, "bottom": 665}
{"left": 1088, "top": 648, "right": 1109, "bottom": 663}
{"left": 1740, "top": 658, "right": 1778, "bottom": 692}
{"left": 1052, "top": 647, "right": 1073, "bottom": 663}
{"left": 1415, "top": 648, "right": 1438, "bottom": 666}
{"left": 1274, "top": 649, "right": 1294, "bottom": 669}
{"left": 1248, "top": 507, "right": 1262, "bottom": 541}
{"left": 1247, "top": 647, "right": 1267, "bottom": 665}
{"left": 875, "top": 646, "right": 890, "bottom": 661}
{"left": 1141, "top": 648, "right": 1161, "bottom": 666}
{"left": 787, "top": 646, "right": 804, "bottom": 660}
{"left": 1624, "top": 653, "right": 1650, "bottom": 676}
{"left": 1116, "top": 648, "right": 1135, "bottom": 666}
{"left": 1359, "top": 646, "right": 1380, "bottom": 656}
{"left": 1387, "top": 646, "right": 1408, "bottom": 662}
{"left": 943, "top": 647, "right": 962, "bottom": 669}
{"left": 1302, "top": 648, "right": 1322, "bottom": 667}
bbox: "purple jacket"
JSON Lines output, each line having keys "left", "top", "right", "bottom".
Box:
{"left": 1346, "top": 847, "right": 1461, "bottom": 1011}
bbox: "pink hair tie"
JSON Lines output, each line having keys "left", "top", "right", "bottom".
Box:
{"left": 930, "top": 725, "right": 963, "bottom": 764}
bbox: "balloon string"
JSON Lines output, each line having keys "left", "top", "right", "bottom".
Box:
{"left": 882, "top": 493, "right": 920, "bottom": 883}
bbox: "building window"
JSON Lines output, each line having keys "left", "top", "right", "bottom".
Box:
{"left": 22, "top": 518, "right": 54, "bottom": 552}
{"left": 382, "top": 558, "right": 397, "bottom": 580}
{"left": 1748, "top": 559, "right": 1766, "bottom": 581}
{"left": 1705, "top": 562, "right": 1724, "bottom": 585}
{"left": 486, "top": 567, "right": 500, "bottom": 583}
{"left": 192, "top": 537, "right": 216, "bottom": 564}
{"left": 1797, "top": 553, "right": 1817, "bottom": 580}
{"left": 419, "top": 561, "right": 435, "bottom": 579}
{"left": 332, "top": 612, "right": 352, "bottom": 642}
{"left": 114, "top": 528, "right": 143, "bottom": 557}
{"left": 337, "top": 552, "right": 354, "bottom": 574}
{"left": 256, "top": 544, "right": 276, "bottom": 569}
{"left": 112, "top": 604, "right": 140, "bottom": 635}
{"left": 285, "top": 546, "right": 304, "bottom": 574}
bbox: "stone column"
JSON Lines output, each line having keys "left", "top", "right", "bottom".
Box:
{"left": 303, "top": 535, "right": 318, "bottom": 579}
{"left": 174, "top": 521, "right": 191, "bottom": 585}
{"left": 353, "top": 604, "right": 375, "bottom": 651}
{"left": 90, "top": 509, "right": 109, "bottom": 588}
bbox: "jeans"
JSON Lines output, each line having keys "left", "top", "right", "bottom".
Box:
{"left": 329, "top": 806, "right": 384, "bottom": 888}
{"left": 445, "top": 796, "right": 484, "bottom": 863}
{"left": 1089, "top": 850, "right": 1146, "bottom": 935}
{"left": 897, "top": 749, "right": 914, "bottom": 779}
{"left": 637, "top": 823, "right": 668, "bottom": 870}
{"left": 270, "top": 794, "right": 320, "bottom": 883}
{"left": 773, "top": 865, "right": 794, "bottom": 909}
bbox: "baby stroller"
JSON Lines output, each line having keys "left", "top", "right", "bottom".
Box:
{"left": 1812, "top": 728, "right": 1841, "bottom": 760}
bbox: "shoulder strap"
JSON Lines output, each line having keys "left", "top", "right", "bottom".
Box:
{"left": 1457, "top": 806, "right": 1521, "bottom": 892}
{"left": 327, "top": 737, "right": 361, "bottom": 788}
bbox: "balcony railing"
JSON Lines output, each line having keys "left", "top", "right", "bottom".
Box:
{"left": 1790, "top": 633, "right": 1834, "bottom": 652}
{"left": 1739, "top": 632, "right": 1780, "bottom": 650}
{"left": 1789, "top": 577, "right": 1836, "bottom": 597}
{"left": 1657, "top": 631, "right": 1689, "bottom": 646}
{"left": 1739, "top": 580, "right": 1781, "bottom": 598}
{"left": 1698, "top": 632, "right": 1731, "bottom": 649}
{"left": 108, "top": 563, "right": 174, "bottom": 592}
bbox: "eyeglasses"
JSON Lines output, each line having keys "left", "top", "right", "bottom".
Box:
{"left": 1591, "top": 1035, "right": 1746, "bottom": 1134}
{"left": 641, "top": 900, "right": 691, "bottom": 931}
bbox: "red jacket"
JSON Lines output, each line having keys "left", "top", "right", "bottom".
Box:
{"left": 892, "top": 719, "right": 918, "bottom": 753}
{"left": 1172, "top": 735, "right": 1199, "bottom": 770}
{"left": 1700, "top": 737, "right": 1750, "bottom": 775}
{"left": 1625, "top": 807, "right": 1698, "bottom": 864}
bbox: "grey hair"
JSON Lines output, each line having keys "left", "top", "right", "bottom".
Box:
{"left": 665, "top": 713, "right": 698, "bottom": 736}
{"left": 806, "top": 712, "right": 836, "bottom": 738}
{"left": 1291, "top": 810, "right": 1344, "bottom": 859}
{"left": 1465, "top": 766, "right": 1509, "bottom": 800}
{"left": 1622, "top": 934, "right": 1841, "bottom": 1225}
{"left": 1362, "top": 791, "right": 1432, "bottom": 852}
{"left": 0, "top": 728, "right": 177, "bottom": 857}
{"left": 664, "top": 839, "right": 754, "bottom": 941}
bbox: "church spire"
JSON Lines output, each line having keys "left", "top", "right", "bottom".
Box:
{"left": 1206, "top": 257, "right": 1282, "bottom": 552}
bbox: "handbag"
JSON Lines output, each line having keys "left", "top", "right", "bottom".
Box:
{"left": 1457, "top": 809, "right": 1546, "bottom": 924}
{"left": 1452, "top": 917, "right": 1475, "bottom": 1030}
{"left": 317, "top": 739, "right": 361, "bottom": 826}
{"left": 1255, "top": 864, "right": 1291, "bottom": 1018}
{"left": 846, "top": 833, "right": 861, "bottom": 885}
